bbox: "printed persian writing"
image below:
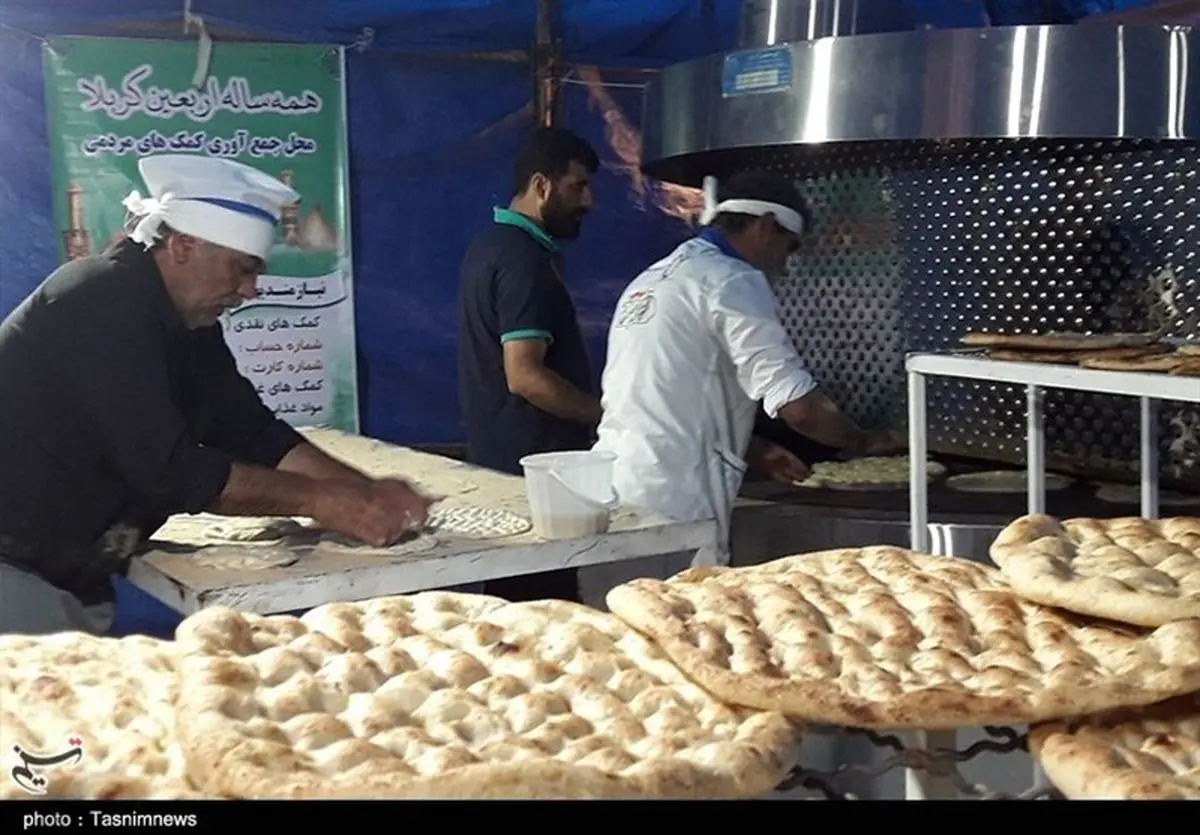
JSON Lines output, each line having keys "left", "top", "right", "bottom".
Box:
{"left": 9, "top": 736, "right": 83, "bottom": 795}
{"left": 231, "top": 314, "right": 323, "bottom": 334}
{"left": 272, "top": 400, "right": 326, "bottom": 417}
{"left": 236, "top": 274, "right": 344, "bottom": 310}
{"left": 76, "top": 64, "right": 323, "bottom": 121}
{"left": 239, "top": 338, "right": 325, "bottom": 354}
{"left": 80, "top": 128, "right": 317, "bottom": 159}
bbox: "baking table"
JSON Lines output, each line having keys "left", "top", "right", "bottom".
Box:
{"left": 126, "top": 430, "right": 715, "bottom": 616}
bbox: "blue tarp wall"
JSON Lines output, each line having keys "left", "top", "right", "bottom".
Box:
{"left": 0, "top": 0, "right": 1161, "bottom": 447}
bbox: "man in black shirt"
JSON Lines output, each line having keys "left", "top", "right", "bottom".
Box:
{"left": 0, "top": 154, "right": 431, "bottom": 635}
{"left": 457, "top": 127, "right": 602, "bottom": 601}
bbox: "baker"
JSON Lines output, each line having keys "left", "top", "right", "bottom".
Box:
{"left": 457, "top": 127, "right": 602, "bottom": 602}
{"left": 592, "top": 169, "right": 905, "bottom": 571}
{"left": 0, "top": 154, "right": 431, "bottom": 637}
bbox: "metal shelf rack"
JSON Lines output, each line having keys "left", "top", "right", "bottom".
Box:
{"left": 901, "top": 349, "right": 1200, "bottom": 800}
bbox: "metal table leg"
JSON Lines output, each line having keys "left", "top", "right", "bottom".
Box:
{"left": 1025, "top": 384, "right": 1050, "bottom": 792}
{"left": 908, "top": 370, "right": 929, "bottom": 553}
{"left": 904, "top": 370, "right": 958, "bottom": 798}
{"left": 1140, "top": 397, "right": 1160, "bottom": 519}
{"left": 1026, "top": 385, "right": 1045, "bottom": 515}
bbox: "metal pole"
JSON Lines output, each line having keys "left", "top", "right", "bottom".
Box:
{"left": 535, "top": 0, "right": 560, "bottom": 127}
{"left": 1026, "top": 385, "right": 1046, "bottom": 515}
{"left": 908, "top": 369, "right": 929, "bottom": 553}
{"left": 1140, "top": 397, "right": 1160, "bottom": 519}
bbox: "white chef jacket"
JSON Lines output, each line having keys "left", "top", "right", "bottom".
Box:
{"left": 593, "top": 231, "right": 817, "bottom": 564}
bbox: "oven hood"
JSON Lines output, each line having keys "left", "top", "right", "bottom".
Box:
{"left": 641, "top": 0, "right": 1200, "bottom": 186}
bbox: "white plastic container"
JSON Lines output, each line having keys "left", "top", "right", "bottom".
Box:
{"left": 519, "top": 450, "right": 619, "bottom": 540}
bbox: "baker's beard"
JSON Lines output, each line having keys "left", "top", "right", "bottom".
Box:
{"left": 542, "top": 195, "right": 586, "bottom": 240}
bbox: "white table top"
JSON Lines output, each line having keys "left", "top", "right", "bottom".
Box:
{"left": 126, "top": 429, "right": 715, "bottom": 615}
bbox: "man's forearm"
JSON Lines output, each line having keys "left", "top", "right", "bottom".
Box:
{"left": 277, "top": 441, "right": 372, "bottom": 486}
{"left": 515, "top": 368, "right": 601, "bottom": 426}
{"left": 778, "top": 390, "right": 871, "bottom": 455}
{"left": 206, "top": 462, "right": 329, "bottom": 518}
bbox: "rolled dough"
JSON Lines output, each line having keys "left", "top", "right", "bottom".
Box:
{"left": 190, "top": 546, "right": 299, "bottom": 571}
{"left": 428, "top": 504, "right": 532, "bottom": 539}
{"left": 1095, "top": 483, "right": 1200, "bottom": 507}
{"left": 947, "top": 470, "right": 1074, "bottom": 494}
{"left": 313, "top": 530, "right": 439, "bottom": 557}
{"left": 204, "top": 517, "right": 309, "bottom": 543}
{"left": 795, "top": 456, "right": 947, "bottom": 490}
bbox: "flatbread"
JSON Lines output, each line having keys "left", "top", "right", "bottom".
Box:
{"left": 604, "top": 547, "right": 1200, "bottom": 729}
{"left": 794, "top": 456, "right": 946, "bottom": 490}
{"left": 171, "top": 593, "right": 801, "bottom": 799}
{"left": 946, "top": 470, "right": 1074, "bottom": 494}
{"left": 1029, "top": 690, "right": 1200, "bottom": 800}
{"left": 428, "top": 504, "right": 532, "bottom": 539}
{"left": 986, "top": 345, "right": 1170, "bottom": 365}
{"left": 0, "top": 633, "right": 201, "bottom": 799}
{"left": 1079, "top": 354, "right": 1187, "bottom": 372}
{"left": 1169, "top": 358, "right": 1200, "bottom": 376}
{"left": 963, "top": 332, "right": 1160, "bottom": 351}
{"left": 190, "top": 545, "right": 299, "bottom": 571}
{"left": 989, "top": 514, "right": 1200, "bottom": 628}
{"left": 1095, "top": 483, "right": 1200, "bottom": 507}
{"left": 1176, "top": 344, "right": 1200, "bottom": 357}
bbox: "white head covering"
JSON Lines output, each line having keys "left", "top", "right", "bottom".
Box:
{"left": 697, "top": 174, "right": 805, "bottom": 236}
{"left": 122, "top": 154, "right": 299, "bottom": 262}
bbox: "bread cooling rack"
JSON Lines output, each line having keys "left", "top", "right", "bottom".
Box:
{"left": 772, "top": 725, "right": 1062, "bottom": 800}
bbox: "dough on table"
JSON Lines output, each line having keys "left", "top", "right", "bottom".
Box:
{"left": 313, "top": 530, "right": 439, "bottom": 558}
{"left": 296, "top": 426, "right": 480, "bottom": 497}
{"left": 170, "top": 592, "right": 802, "bottom": 798}
{"left": 795, "top": 456, "right": 946, "bottom": 489}
{"left": 989, "top": 514, "right": 1200, "bottom": 628}
{"left": 189, "top": 545, "right": 300, "bottom": 571}
{"left": 427, "top": 503, "right": 532, "bottom": 539}
{"left": 151, "top": 512, "right": 311, "bottom": 548}
{"left": 1095, "top": 483, "right": 1200, "bottom": 507}
{"left": 605, "top": 547, "right": 1200, "bottom": 729}
{"left": 946, "top": 470, "right": 1073, "bottom": 493}
{"left": 203, "top": 516, "right": 309, "bottom": 543}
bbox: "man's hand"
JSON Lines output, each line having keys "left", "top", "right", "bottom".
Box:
{"left": 312, "top": 478, "right": 434, "bottom": 547}
{"left": 864, "top": 428, "right": 908, "bottom": 456}
{"left": 747, "top": 438, "right": 812, "bottom": 485}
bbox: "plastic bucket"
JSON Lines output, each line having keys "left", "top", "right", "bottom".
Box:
{"left": 519, "top": 450, "right": 619, "bottom": 540}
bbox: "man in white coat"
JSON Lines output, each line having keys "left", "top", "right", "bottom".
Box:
{"left": 591, "top": 170, "right": 904, "bottom": 574}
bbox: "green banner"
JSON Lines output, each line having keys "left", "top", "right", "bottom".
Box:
{"left": 42, "top": 37, "right": 360, "bottom": 433}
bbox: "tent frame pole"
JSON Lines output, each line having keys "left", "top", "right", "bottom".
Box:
{"left": 535, "top": 0, "right": 561, "bottom": 126}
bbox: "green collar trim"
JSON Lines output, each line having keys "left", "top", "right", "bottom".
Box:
{"left": 493, "top": 207, "right": 558, "bottom": 253}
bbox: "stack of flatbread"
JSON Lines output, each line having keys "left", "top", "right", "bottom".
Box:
{"left": 10, "top": 511, "right": 1200, "bottom": 800}
{"left": 603, "top": 514, "right": 1200, "bottom": 800}
{"left": 988, "top": 514, "right": 1200, "bottom": 799}
{"left": 961, "top": 331, "right": 1200, "bottom": 376}
{"left": 1, "top": 592, "right": 803, "bottom": 800}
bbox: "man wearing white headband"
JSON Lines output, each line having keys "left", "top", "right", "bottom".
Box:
{"left": 0, "top": 154, "right": 430, "bottom": 636}
{"left": 588, "top": 170, "right": 903, "bottom": 583}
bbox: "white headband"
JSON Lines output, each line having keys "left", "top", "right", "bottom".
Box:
{"left": 697, "top": 174, "right": 805, "bottom": 236}
{"left": 122, "top": 189, "right": 278, "bottom": 262}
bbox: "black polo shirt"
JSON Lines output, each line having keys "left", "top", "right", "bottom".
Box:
{"left": 0, "top": 240, "right": 304, "bottom": 601}
{"left": 457, "top": 208, "right": 595, "bottom": 475}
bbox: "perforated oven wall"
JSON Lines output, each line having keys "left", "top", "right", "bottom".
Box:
{"left": 742, "top": 138, "right": 1200, "bottom": 487}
